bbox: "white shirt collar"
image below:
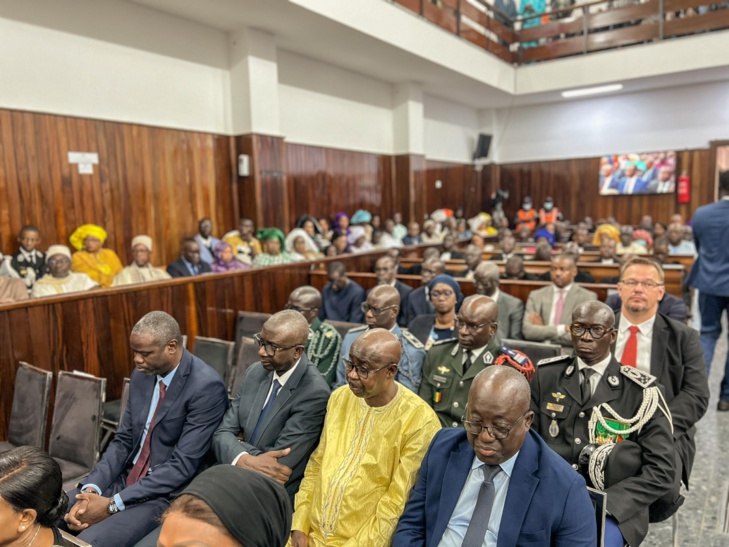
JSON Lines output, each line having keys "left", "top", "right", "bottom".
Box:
{"left": 553, "top": 283, "right": 573, "bottom": 294}
{"left": 467, "top": 344, "right": 489, "bottom": 362}
{"left": 576, "top": 353, "right": 612, "bottom": 379}
{"left": 471, "top": 449, "right": 519, "bottom": 478}
{"left": 618, "top": 313, "right": 657, "bottom": 337}
{"left": 19, "top": 248, "right": 37, "bottom": 260}
{"left": 273, "top": 357, "right": 301, "bottom": 387}
{"left": 491, "top": 288, "right": 500, "bottom": 303}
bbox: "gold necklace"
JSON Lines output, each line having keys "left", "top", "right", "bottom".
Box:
{"left": 24, "top": 524, "right": 40, "bottom": 547}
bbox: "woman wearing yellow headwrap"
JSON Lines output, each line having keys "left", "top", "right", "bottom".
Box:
{"left": 592, "top": 223, "right": 621, "bottom": 246}
{"left": 69, "top": 224, "right": 124, "bottom": 288}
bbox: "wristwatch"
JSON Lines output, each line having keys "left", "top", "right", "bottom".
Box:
{"left": 107, "top": 498, "right": 120, "bottom": 515}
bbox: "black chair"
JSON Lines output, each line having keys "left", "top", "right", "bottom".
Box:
{"left": 0, "top": 362, "right": 53, "bottom": 452}
{"left": 228, "top": 337, "right": 259, "bottom": 397}
{"left": 502, "top": 338, "right": 563, "bottom": 365}
{"left": 99, "top": 377, "right": 131, "bottom": 452}
{"left": 233, "top": 311, "right": 271, "bottom": 359}
{"left": 325, "top": 319, "right": 362, "bottom": 340}
{"left": 193, "top": 336, "right": 235, "bottom": 384}
{"left": 48, "top": 371, "right": 106, "bottom": 489}
{"left": 58, "top": 530, "right": 92, "bottom": 546}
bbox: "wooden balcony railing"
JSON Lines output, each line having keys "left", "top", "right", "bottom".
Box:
{"left": 390, "top": 0, "right": 729, "bottom": 64}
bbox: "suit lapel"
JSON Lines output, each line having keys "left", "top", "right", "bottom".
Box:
{"left": 153, "top": 350, "right": 191, "bottom": 425}
{"left": 497, "top": 434, "right": 539, "bottom": 547}
{"left": 133, "top": 373, "right": 156, "bottom": 447}
{"left": 432, "top": 439, "right": 474, "bottom": 544}
{"left": 245, "top": 370, "right": 273, "bottom": 438}
{"left": 539, "top": 287, "right": 552, "bottom": 324}
{"left": 650, "top": 314, "right": 669, "bottom": 379}
{"left": 562, "top": 358, "right": 582, "bottom": 403}
{"left": 560, "top": 285, "right": 578, "bottom": 324}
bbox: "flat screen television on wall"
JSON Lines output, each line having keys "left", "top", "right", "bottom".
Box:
{"left": 598, "top": 151, "right": 677, "bottom": 195}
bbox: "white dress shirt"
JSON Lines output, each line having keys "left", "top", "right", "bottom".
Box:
{"left": 438, "top": 451, "right": 519, "bottom": 547}
{"left": 614, "top": 314, "right": 656, "bottom": 374}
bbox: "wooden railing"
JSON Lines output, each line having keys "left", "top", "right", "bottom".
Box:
{"left": 390, "top": 0, "right": 729, "bottom": 63}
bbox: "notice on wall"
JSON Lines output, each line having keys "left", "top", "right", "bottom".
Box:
{"left": 68, "top": 152, "right": 99, "bottom": 175}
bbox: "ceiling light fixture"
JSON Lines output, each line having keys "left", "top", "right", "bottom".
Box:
{"left": 561, "top": 84, "right": 623, "bottom": 98}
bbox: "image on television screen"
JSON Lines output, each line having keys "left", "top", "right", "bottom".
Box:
{"left": 599, "top": 151, "right": 676, "bottom": 195}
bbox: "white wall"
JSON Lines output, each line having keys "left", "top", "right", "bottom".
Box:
{"left": 495, "top": 80, "right": 729, "bottom": 163}
{"left": 424, "top": 94, "right": 480, "bottom": 163}
{"left": 0, "top": 0, "right": 231, "bottom": 133}
{"left": 277, "top": 49, "right": 394, "bottom": 154}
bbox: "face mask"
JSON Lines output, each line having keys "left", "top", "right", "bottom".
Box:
{"left": 523, "top": 204, "right": 532, "bottom": 211}
{"left": 544, "top": 203, "right": 553, "bottom": 211}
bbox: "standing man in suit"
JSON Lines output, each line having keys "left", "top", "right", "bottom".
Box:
{"left": 61, "top": 311, "right": 229, "bottom": 547}
{"left": 530, "top": 301, "right": 675, "bottom": 547}
{"left": 395, "top": 366, "right": 596, "bottom": 547}
{"left": 212, "top": 310, "right": 330, "bottom": 500}
{"left": 474, "top": 262, "right": 524, "bottom": 343}
{"left": 166, "top": 238, "right": 212, "bottom": 277}
{"left": 689, "top": 170, "right": 729, "bottom": 411}
{"left": 374, "top": 255, "right": 413, "bottom": 326}
{"left": 522, "top": 254, "right": 598, "bottom": 347}
{"left": 612, "top": 257, "right": 708, "bottom": 521}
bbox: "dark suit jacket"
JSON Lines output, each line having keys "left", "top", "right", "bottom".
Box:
{"left": 166, "top": 258, "right": 212, "bottom": 278}
{"left": 393, "top": 428, "right": 596, "bottom": 547}
{"left": 687, "top": 199, "right": 729, "bottom": 296}
{"left": 84, "top": 350, "right": 228, "bottom": 506}
{"left": 404, "top": 286, "right": 433, "bottom": 327}
{"left": 212, "top": 355, "right": 330, "bottom": 499}
{"left": 612, "top": 312, "right": 709, "bottom": 484}
{"left": 606, "top": 293, "right": 688, "bottom": 323}
{"left": 408, "top": 314, "right": 436, "bottom": 345}
{"left": 10, "top": 250, "right": 46, "bottom": 280}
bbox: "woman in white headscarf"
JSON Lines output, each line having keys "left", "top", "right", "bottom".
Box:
{"left": 347, "top": 226, "right": 373, "bottom": 254}
{"left": 285, "top": 228, "right": 323, "bottom": 261}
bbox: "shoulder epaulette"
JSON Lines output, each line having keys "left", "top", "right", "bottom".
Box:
{"left": 401, "top": 329, "right": 424, "bottom": 349}
{"left": 620, "top": 366, "right": 656, "bottom": 388}
{"left": 536, "top": 354, "right": 572, "bottom": 367}
{"left": 347, "top": 325, "right": 368, "bottom": 334}
{"left": 431, "top": 337, "right": 458, "bottom": 347}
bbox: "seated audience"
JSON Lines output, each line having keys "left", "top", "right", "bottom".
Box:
{"left": 403, "top": 258, "right": 445, "bottom": 326}
{"left": 329, "top": 232, "right": 349, "bottom": 255}
{"left": 374, "top": 255, "right": 413, "bottom": 326}
{"left": 592, "top": 222, "right": 620, "bottom": 246}
{"left": 403, "top": 247, "right": 439, "bottom": 276}
{"left": 408, "top": 274, "right": 462, "bottom": 350}
{"left": 379, "top": 219, "right": 404, "bottom": 248}
{"left": 335, "top": 285, "right": 426, "bottom": 393}
{"left": 605, "top": 290, "right": 687, "bottom": 323}
{"left": 530, "top": 301, "right": 675, "bottom": 547}
{"left": 0, "top": 225, "right": 45, "bottom": 289}
{"left": 474, "top": 262, "right": 524, "bottom": 343}
{"left": 532, "top": 242, "right": 553, "bottom": 261}
{"left": 421, "top": 219, "right": 442, "bottom": 244}
{"left": 592, "top": 237, "right": 621, "bottom": 264}
{"left": 534, "top": 224, "right": 556, "bottom": 247}
{"left": 420, "top": 295, "right": 534, "bottom": 428}
{"left": 490, "top": 234, "right": 517, "bottom": 261}
{"left": 70, "top": 224, "right": 124, "bottom": 288}
{"left": 538, "top": 196, "right": 562, "bottom": 225}
{"left": 469, "top": 212, "right": 498, "bottom": 237}
{"left": 285, "top": 228, "right": 323, "bottom": 261}
{"left": 289, "top": 329, "right": 441, "bottom": 547}
{"left": 633, "top": 228, "right": 653, "bottom": 249}
{"left": 0, "top": 275, "right": 28, "bottom": 303}
{"left": 0, "top": 446, "right": 70, "bottom": 547}
{"left": 213, "top": 310, "right": 329, "bottom": 501}
{"left": 572, "top": 226, "right": 591, "bottom": 252}
{"left": 440, "top": 233, "right": 465, "bottom": 260}
{"left": 538, "top": 254, "right": 595, "bottom": 284}
{"left": 32, "top": 245, "right": 99, "bottom": 297}
{"left": 394, "top": 367, "right": 596, "bottom": 546}
{"left": 454, "top": 244, "right": 482, "bottom": 280}
{"left": 501, "top": 255, "right": 539, "bottom": 281}
{"left": 112, "top": 235, "right": 172, "bottom": 286}
{"left": 318, "top": 217, "right": 333, "bottom": 241}
{"left": 613, "top": 258, "right": 708, "bottom": 520}
{"left": 223, "top": 217, "right": 261, "bottom": 265}
{"left": 158, "top": 466, "right": 291, "bottom": 547}
{"left": 616, "top": 226, "right": 648, "bottom": 255}
{"left": 296, "top": 215, "right": 330, "bottom": 251}
{"left": 61, "top": 311, "right": 229, "bottom": 545}
{"left": 653, "top": 221, "right": 667, "bottom": 239}
{"left": 346, "top": 226, "right": 373, "bottom": 253}
{"left": 471, "top": 233, "right": 487, "bottom": 250}
{"left": 522, "top": 254, "right": 598, "bottom": 347}
{"left": 334, "top": 212, "right": 350, "bottom": 235}
{"left": 194, "top": 217, "right": 220, "bottom": 265}
{"left": 166, "top": 238, "right": 212, "bottom": 277}
{"left": 211, "top": 241, "right": 250, "bottom": 272}
{"left": 253, "top": 228, "right": 296, "bottom": 266}
{"left": 318, "top": 261, "right": 365, "bottom": 323}
{"left": 350, "top": 209, "right": 374, "bottom": 241}
{"left": 402, "top": 222, "right": 423, "bottom": 245}
{"left": 392, "top": 211, "right": 407, "bottom": 240}
{"left": 287, "top": 286, "right": 342, "bottom": 386}
{"left": 667, "top": 222, "right": 696, "bottom": 255}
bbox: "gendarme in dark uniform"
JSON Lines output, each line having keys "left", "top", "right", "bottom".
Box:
{"left": 530, "top": 301, "right": 675, "bottom": 547}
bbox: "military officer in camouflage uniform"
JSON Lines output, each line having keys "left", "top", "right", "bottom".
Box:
{"left": 333, "top": 285, "right": 425, "bottom": 393}
{"left": 420, "top": 295, "right": 534, "bottom": 428}
{"left": 286, "top": 286, "right": 342, "bottom": 387}
{"left": 530, "top": 301, "right": 675, "bottom": 547}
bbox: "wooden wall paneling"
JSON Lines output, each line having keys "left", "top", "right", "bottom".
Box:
{"left": 234, "top": 134, "right": 259, "bottom": 229}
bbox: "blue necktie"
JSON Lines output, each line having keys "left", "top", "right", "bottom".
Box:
{"left": 250, "top": 380, "right": 282, "bottom": 444}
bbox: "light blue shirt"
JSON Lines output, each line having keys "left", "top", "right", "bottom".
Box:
{"left": 84, "top": 365, "right": 179, "bottom": 510}
{"left": 438, "top": 451, "right": 520, "bottom": 547}
{"left": 181, "top": 256, "right": 200, "bottom": 276}
{"left": 668, "top": 240, "right": 697, "bottom": 257}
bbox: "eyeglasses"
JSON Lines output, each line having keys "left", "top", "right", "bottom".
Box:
{"left": 253, "top": 334, "right": 302, "bottom": 356}
{"left": 454, "top": 317, "right": 492, "bottom": 332}
{"left": 284, "top": 303, "right": 316, "bottom": 313}
{"left": 343, "top": 358, "right": 391, "bottom": 379}
{"left": 569, "top": 324, "right": 614, "bottom": 340}
{"left": 361, "top": 303, "right": 398, "bottom": 315}
{"left": 48, "top": 258, "right": 71, "bottom": 265}
{"left": 431, "top": 290, "right": 454, "bottom": 299}
{"left": 462, "top": 410, "right": 530, "bottom": 440}
{"left": 619, "top": 280, "right": 664, "bottom": 289}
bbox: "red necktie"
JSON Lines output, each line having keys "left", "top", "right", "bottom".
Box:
{"left": 553, "top": 289, "right": 565, "bottom": 325}
{"left": 621, "top": 326, "right": 640, "bottom": 368}
{"left": 126, "top": 380, "right": 166, "bottom": 486}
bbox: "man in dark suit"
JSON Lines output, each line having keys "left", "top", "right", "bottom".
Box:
{"left": 373, "top": 255, "right": 412, "bottom": 326}
{"left": 688, "top": 170, "right": 729, "bottom": 411}
{"left": 394, "top": 366, "right": 596, "bottom": 546}
{"left": 166, "top": 238, "right": 212, "bottom": 277}
{"left": 212, "top": 310, "right": 330, "bottom": 500}
{"left": 489, "top": 234, "right": 516, "bottom": 262}
{"left": 403, "top": 258, "right": 444, "bottom": 326}
{"left": 2, "top": 225, "right": 45, "bottom": 289}
{"left": 612, "top": 257, "right": 709, "bottom": 520}
{"left": 62, "top": 311, "right": 229, "bottom": 547}
{"left": 454, "top": 245, "right": 482, "bottom": 279}
{"left": 474, "top": 262, "right": 523, "bottom": 343}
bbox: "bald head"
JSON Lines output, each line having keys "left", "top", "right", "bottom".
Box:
{"left": 365, "top": 285, "right": 400, "bottom": 329}
{"left": 474, "top": 262, "right": 500, "bottom": 297}
{"left": 572, "top": 300, "right": 614, "bottom": 328}
{"left": 423, "top": 247, "right": 440, "bottom": 261}
{"left": 422, "top": 258, "right": 446, "bottom": 286}
{"left": 263, "top": 310, "right": 310, "bottom": 345}
{"left": 351, "top": 328, "right": 402, "bottom": 367}
{"left": 287, "top": 286, "right": 322, "bottom": 325}
{"left": 348, "top": 328, "right": 401, "bottom": 407}
{"left": 471, "top": 366, "right": 531, "bottom": 414}
{"left": 457, "top": 295, "right": 499, "bottom": 349}
{"left": 369, "top": 285, "right": 400, "bottom": 307}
